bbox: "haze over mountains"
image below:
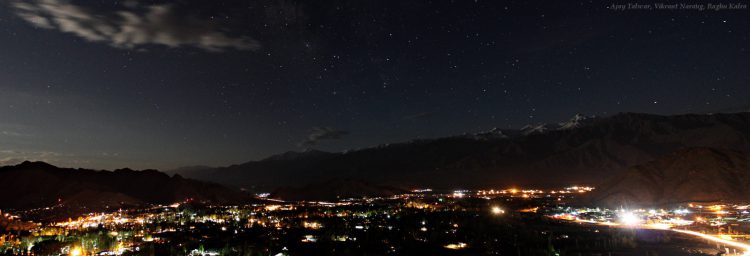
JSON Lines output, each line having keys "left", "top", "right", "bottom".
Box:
{"left": 170, "top": 112, "right": 750, "bottom": 198}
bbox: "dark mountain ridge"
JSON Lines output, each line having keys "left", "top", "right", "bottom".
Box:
{"left": 174, "top": 112, "right": 750, "bottom": 194}
{"left": 0, "top": 161, "right": 250, "bottom": 210}
{"left": 587, "top": 147, "right": 750, "bottom": 207}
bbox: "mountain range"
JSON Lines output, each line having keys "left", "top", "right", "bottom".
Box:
{"left": 3, "top": 111, "right": 748, "bottom": 206}
{"left": 0, "top": 161, "right": 251, "bottom": 211}
{"left": 586, "top": 147, "right": 750, "bottom": 207}
{"left": 169, "top": 112, "right": 750, "bottom": 198}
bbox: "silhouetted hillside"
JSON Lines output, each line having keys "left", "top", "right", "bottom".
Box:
{"left": 174, "top": 112, "right": 750, "bottom": 191}
{"left": 587, "top": 147, "right": 750, "bottom": 207}
{"left": 0, "top": 161, "right": 251, "bottom": 210}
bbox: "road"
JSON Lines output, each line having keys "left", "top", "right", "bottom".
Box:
{"left": 572, "top": 218, "right": 750, "bottom": 255}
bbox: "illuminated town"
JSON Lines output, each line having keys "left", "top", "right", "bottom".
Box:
{"left": 3, "top": 185, "right": 750, "bottom": 255}
{"left": 2, "top": 0, "right": 750, "bottom": 254}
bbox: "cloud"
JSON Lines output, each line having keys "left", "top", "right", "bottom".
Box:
{"left": 0, "top": 122, "right": 35, "bottom": 138}
{"left": 1, "top": 130, "right": 28, "bottom": 137}
{"left": 0, "top": 149, "right": 64, "bottom": 166}
{"left": 403, "top": 112, "right": 434, "bottom": 121}
{"left": 299, "top": 127, "right": 349, "bottom": 147}
{"left": 11, "top": 0, "right": 260, "bottom": 52}
{"left": 0, "top": 157, "right": 25, "bottom": 166}
{"left": 0, "top": 149, "right": 97, "bottom": 167}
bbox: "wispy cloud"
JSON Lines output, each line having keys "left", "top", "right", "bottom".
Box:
{"left": 403, "top": 112, "right": 434, "bottom": 121}
{"left": 299, "top": 127, "right": 349, "bottom": 147}
{"left": 0, "top": 149, "right": 64, "bottom": 166}
{"left": 11, "top": 0, "right": 261, "bottom": 52}
{"left": 0, "top": 149, "right": 99, "bottom": 168}
{"left": 1, "top": 130, "right": 28, "bottom": 137}
{"left": 0, "top": 123, "right": 34, "bottom": 138}
{"left": 0, "top": 157, "right": 25, "bottom": 166}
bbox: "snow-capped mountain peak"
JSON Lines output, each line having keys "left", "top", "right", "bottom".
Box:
{"left": 464, "top": 127, "right": 510, "bottom": 140}
{"left": 520, "top": 123, "right": 555, "bottom": 135}
{"left": 558, "top": 113, "right": 593, "bottom": 130}
{"left": 465, "top": 113, "right": 595, "bottom": 140}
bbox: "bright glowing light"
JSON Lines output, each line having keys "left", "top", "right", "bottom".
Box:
{"left": 645, "top": 223, "right": 671, "bottom": 230}
{"left": 555, "top": 209, "right": 750, "bottom": 256}
{"left": 444, "top": 242, "right": 468, "bottom": 250}
{"left": 265, "top": 205, "right": 281, "bottom": 211}
{"left": 491, "top": 206, "right": 505, "bottom": 215}
{"left": 301, "top": 235, "right": 317, "bottom": 243}
{"left": 303, "top": 221, "right": 322, "bottom": 229}
{"left": 618, "top": 212, "right": 641, "bottom": 226}
{"left": 672, "top": 229, "right": 750, "bottom": 255}
{"left": 70, "top": 247, "right": 82, "bottom": 256}
{"left": 674, "top": 208, "right": 690, "bottom": 214}
{"left": 720, "top": 235, "right": 734, "bottom": 240}
{"left": 664, "top": 218, "right": 694, "bottom": 226}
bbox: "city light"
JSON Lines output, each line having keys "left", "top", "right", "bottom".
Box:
{"left": 671, "top": 229, "right": 750, "bottom": 255}
{"left": 70, "top": 246, "right": 82, "bottom": 256}
{"left": 0, "top": 1, "right": 746, "bottom": 255}
{"left": 6, "top": 186, "right": 750, "bottom": 256}
{"left": 26, "top": 185, "right": 750, "bottom": 256}
{"left": 550, "top": 203, "right": 750, "bottom": 256}
{"left": 618, "top": 211, "right": 640, "bottom": 226}
{"left": 491, "top": 206, "right": 505, "bottom": 215}
{"left": 444, "top": 242, "right": 468, "bottom": 250}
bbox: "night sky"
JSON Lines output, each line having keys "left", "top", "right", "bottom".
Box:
{"left": 1, "top": 0, "right": 749, "bottom": 170}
